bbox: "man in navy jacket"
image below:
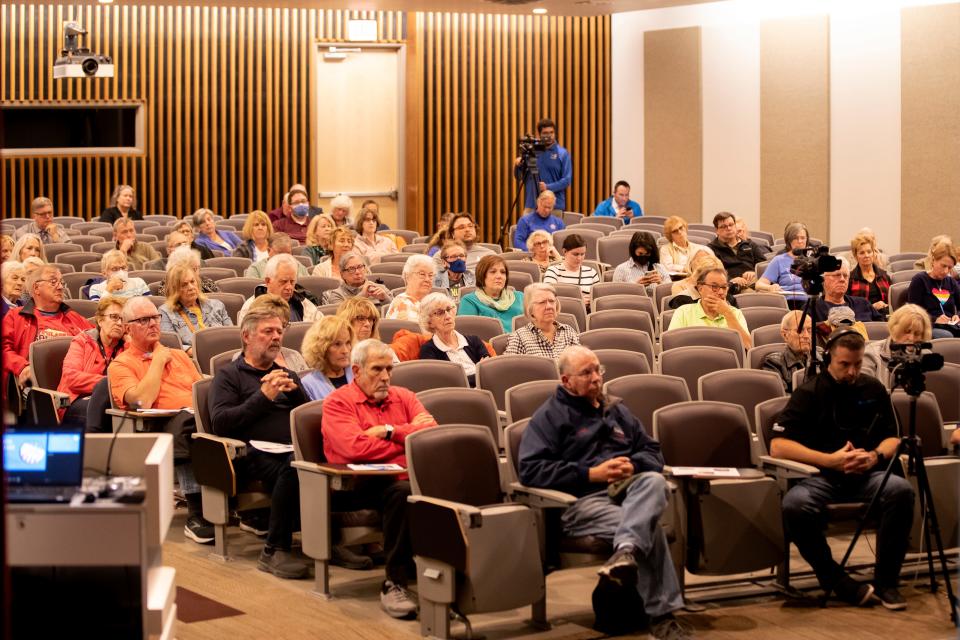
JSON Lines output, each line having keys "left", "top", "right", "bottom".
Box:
{"left": 518, "top": 346, "right": 688, "bottom": 639}
{"left": 514, "top": 118, "right": 573, "bottom": 211}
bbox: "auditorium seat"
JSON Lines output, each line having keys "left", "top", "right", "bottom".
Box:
{"left": 658, "top": 345, "right": 741, "bottom": 397}
{"left": 661, "top": 327, "right": 745, "bottom": 366}
{"left": 390, "top": 360, "right": 469, "bottom": 392}
{"left": 603, "top": 373, "right": 690, "bottom": 433}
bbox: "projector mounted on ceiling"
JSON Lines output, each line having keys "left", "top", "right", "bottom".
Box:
{"left": 53, "top": 21, "right": 114, "bottom": 79}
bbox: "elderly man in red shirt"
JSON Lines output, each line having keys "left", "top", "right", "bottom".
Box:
{"left": 2, "top": 264, "right": 91, "bottom": 387}
{"left": 321, "top": 338, "right": 437, "bottom": 620}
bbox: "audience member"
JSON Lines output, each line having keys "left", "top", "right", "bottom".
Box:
{"left": 772, "top": 329, "right": 913, "bottom": 610}
{"left": 2, "top": 261, "right": 26, "bottom": 309}
{"left": 328, "top": 194, "right": 354, "bottom": 227}
{"left": 321, "top": 339, "right": 438, "bottom": 618}
{"left": 238, "top": 254, "right": 320, "bottom": 325}
{"left": 459, "top": 254, "right": 524, "bottom": 332}
{"left": 232, "top": 210, "right": 274, "bottom": 262}
{"left": 862, "top": 304, "right": 932, "bottom": 390}
{"left": 445, "top": 212, "right": 493, "bottom": 269}
{"left": 13, "top": 197, "right": 67, "bottom": 243}
{"left": 847, "top": 230, "right": 891, "bottom": 318}
{"left": 425, "top": 212, "right": 455, "bottom": 257}
{"left": 57, "top": 296, "right": 127, "bottom": 424}
{"left": 612, "top": 231, "right": 669, "bottom": 292}
{"left": 433, "top": 240, "right": 475, "bottom": 304}
{"left": 670, "top": 254, "right": 722, "bottom": 297}
{"left": 384, "top": 254, "right": 436, "bottom": 322}
{"left": 172, "top": 220, "right": 216, "bottom": 260}
{"left": 243, "top": 233, "right": 309, "bottom": 279}
{"left": 353, "top": 207, "right": 398, "bottom": 263}
{"left": 156, "top": 246, "right": 220, "bottom": 296}
{"left": 667, "top": 265, "right": 751, "bottom": 348}
{"left": 109, "top": 297, "right": 211, "bottom": 543}
{"left": 846, "top": 227, "right": 889, "bottom": 271}
{"left": 817, "top": 258, "right": 882, "bottom": 323}
{"left": 192, "top": 208, "right": 242, "bottom": 254}
{"left": 707, "top": 212, "right": 764, "bottom": 287}
{"left": 11, "top": 233, "right": 46, "bottom": 264}
{"left": 1, "top": 234, "right": 15, "bottom": 262}
{"left": 208, "top": 297, "right": 310, "bottom": 578}
{"left": 159, "top": 263, "right": 233, "bottom": 356}
{"left": 761, "top": 310, "right": 814, "bottom": 392}
{"left": 735, "top": 217, "right": 771, "bottom": 254}
{"left": 322, "top": 252, "right": 392, "bottom": 307}
{"left": 100, "top": 184, "right": 143, "bottom": 223}
{"left": 514, "top": 190, "right": 565, "bottom": 250}
{"left": 505, "top": 282, "right": 579, "bottom": 358}
{"left": 301, "top": 315, "right": 355, "bottom": 400}
{"left": 87, "top": 250, "right": 150, "bottom": 301}
{"left": 304, "top": 213, "right": 336, "bottom": 265}
{"left": 21, "top": 256, "right": 45, "bottom": 279}
{"left": 242, "top": 294, "right": 308, "bottom": 372}
{"left": 592, "top": 180, "right": 642, "bottom": 220}
{"left": 514, "top": 118, "right": 572, "bottom": 211}
{"left": 2, "top": 264, "right": 91, "bottom": 387}
{"left": 660, "top": 216, "right": 713, "bottom": 277}
{"left": 418, "top": 292, "right": 493, "bottom": 386}
{"left": 337, "top": 297, "right": 382, "bottom": 342}
{"left": 272, "top": 187, "right": 312, "bottom": 243}
{"left": 518, "top": 345, "right": 689, "bottom": 640}
{"left": 114, "top": 218, "right": 160, "bottom": 270}
{"left": 543, "top": 233, "right": 600, "bottom": 306}
{"left": 906, "top": 240, "right": 960, "bottom": 338}
{"left": 756, "top": 222, "right": 809, "bottom": 308}
{"left": 523, "top": 229, "right": 562, "bottom": 276}
{"left": 312, "top": 227, "right": 356, "bottom": 278}
{"left": 268, "top": 183, "right": 316, "bottom": 222}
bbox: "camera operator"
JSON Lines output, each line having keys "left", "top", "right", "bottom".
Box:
{"left": 772, "top": 329, "right": 914, "bottom": 611}
{"left": 861, "top": 304, "right": 932, "bottom": 390}
{"left": 514, "top": 118, "right": 572, "bottom": 212}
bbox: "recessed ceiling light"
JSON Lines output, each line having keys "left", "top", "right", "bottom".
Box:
{"left": 532, "top": 7, "right": 548, "bottom": 14}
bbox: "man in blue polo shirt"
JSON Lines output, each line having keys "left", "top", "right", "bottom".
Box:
{"left": 514, "top": 118, "right": 573, "bottom": 211}
{"left": 592, "top": 180, "right": 643, "bottom": 221}
{"left": 514, "top": 190, "right": 566, "bottom": 250}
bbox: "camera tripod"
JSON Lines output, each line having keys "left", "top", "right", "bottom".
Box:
{"left": 497, "top": 151, "right": 539, "bottom": 249}
{"left": 823, "top": 383, "right": 959, "bottom": 626}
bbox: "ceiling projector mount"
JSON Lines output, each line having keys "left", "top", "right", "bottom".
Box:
{"left": 54, "top": 21, "right": 114, "bottom": 78}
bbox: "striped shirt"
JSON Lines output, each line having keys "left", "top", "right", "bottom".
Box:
{"left": 542, "top": 264, "right": 600, "bottom": 298}
{"left": 504, "top": 322, "right": 580, "bottom": 360}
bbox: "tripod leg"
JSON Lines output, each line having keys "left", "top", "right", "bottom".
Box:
{"left": 918, "top": 468, "right": 938, "bottom": 592}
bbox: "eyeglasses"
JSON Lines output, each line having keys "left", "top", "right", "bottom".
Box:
{"left": 102, "top": 313, "right": 124, "bottom": 323}
{"left": 571, "top": 365, "right": 605, "bottom": 378}
{"left": 445, "top": 254, "right": 467, "bottom": 261}
{"left": 40, "top": 278, "right": 65, "bottom": 288}
{"left": 532, "top": 240, "right": 550, "bottom": 247}
{"left": 452, "top": 223, "right": 476, "bottom": 232}
{"left": 342, "top": 264, "right": 366, "bottom": 274}
{"left": 430, "top": 305, "right": 456, "bottom": 318}
{"left": 698, "top": 283, "right": 729, "bottom": 293}
{"left": 128, "top": 314, "right": 161, "bottom": 327}
{"left": 717, "top": 222, "right": 737, "bottom": 230}
{"left": 353, "top": 316, "right": 376, "bottom": 324}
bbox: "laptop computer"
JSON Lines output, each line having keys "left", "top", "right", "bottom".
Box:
{"left": 4, "top": 426, "right": 84, "bottom": 503}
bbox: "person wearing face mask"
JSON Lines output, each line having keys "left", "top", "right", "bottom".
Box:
{"left": 861, "top": 304, "right": 932, "bottom": 390}
{"left": 433, "top": 241, "right": 475, "bottom": 305}
{"left": 272, "top": 188, "right": 314, "bottom": 243}
{"left": 592, "top": 180, "right": 643, "bottom": 220}
{"left": 612, "top": 232, "right": 669, "bottom": 293}
{"left": 513, "top": 118, "right": 572, "bottom": 211}
{"left": 666, "top": 266, "right": 752, "bottom": 349}
{"left": 87, "top": 250, "right": 150, "bottom": 301}
{"left": 761, "top": 310, "right": 817, "bottom": 392}
{"left": 513, "top": 190, "right": 566, "bottom": 250}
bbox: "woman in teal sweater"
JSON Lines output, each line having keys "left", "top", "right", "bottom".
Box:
{"left": 458, "top": 254, "right": 524, "bottom": 333}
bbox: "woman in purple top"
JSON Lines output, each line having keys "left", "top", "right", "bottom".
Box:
{"left": 906, "top": 240, "right": 960, "bottom": 338}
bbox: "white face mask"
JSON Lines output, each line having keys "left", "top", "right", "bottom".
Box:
{"left": 112, "top": 270, "right": 129, "bottom": 282}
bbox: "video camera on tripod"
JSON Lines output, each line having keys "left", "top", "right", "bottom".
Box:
{"left": 790, "top": 245, "right": 841, "bottom": 296}
{"left": 517, "top": 134, "right": 546, "bottom": 181}
{"left": 887, "top": 342, "right": 945, "bottom": 396}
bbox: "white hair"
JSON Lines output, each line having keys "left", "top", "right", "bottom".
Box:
{"left": 418, "top": 292, "right": 455, "bottom": 333}
{"left": 100, "top": 249, "right": 127, "bottom": 273}
{"left": 402, "top": 254, "right": 437, "bottom": 282}
{"left": 166, "top": 246, "right": 202, "bottom": 272}
{"left": 330, "top": 194, "right": 353, "bottom": 212}
{"left": 264, "top": 253, "right": 300, "bottom": 280}
{"left": 557, "top": 345, "right": 595, "bottom": 376}
{"left": 523, "top": 282, "right": 556, "bottom": 317}
{"left": 526, "top": 229, "right": 554, "bottom": 251}
{"left": 351, "top": 338, "right": 395, "bottom": 368}
{"left": 1, "top": 260, "right": 24, "bottom": 280}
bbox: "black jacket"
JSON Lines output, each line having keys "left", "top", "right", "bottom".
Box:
{"left": 99, "top": 207, "right": 143, "bottom": 224}
{"left": 419, "top": 334, "right": 490, "bottom": 386}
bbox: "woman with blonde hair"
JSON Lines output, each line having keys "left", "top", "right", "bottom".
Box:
{"left": 304, "top": 213, "right": 337, "bottom": 265}
{"left": 660, "top": 215, "right": 713, "bottom": 276}
{"left": 159, "top": 263, "right": 232, "bottom": 356}
{"left": 233, "top": 210, "right": 274, "bottom": 262}
{"left": 1, "top": 234, "right": 15, "bottom": 263}
{"left": 12, "top": 233, "right": 46, "bottom": 264}
{"left": 862, "top": 304, "right": 932, "bottom": 389}
{"left": 336, "top": 297, "right": 381, "bottom": 341}
{"left": 312, "top": 227, "right": 356, "bottom": 278}
{"left": 847, "top": 230, "right": 891, "bottom": 317}
{"left": 907, "top": 240, "right": 960, "bottom": 338}
{"left": 300, "top": 315, "right": 356, "bottom": 401}
{"left": 523, "top": 229, "right": 562, "bottom": 275}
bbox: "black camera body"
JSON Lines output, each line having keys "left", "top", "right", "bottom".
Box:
{"left": 888, "top": 342, "right": 945, "bottom": 396}
{"left": 518, "top": 134, "right": 547, "bottom": 156}
{"left": 790, "top": 245, "right": 841, "bottom": 296}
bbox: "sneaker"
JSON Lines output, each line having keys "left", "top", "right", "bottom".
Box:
{"left": 332, "top": 544, "right": 374, "bottom": 570}
{"left": 873, "top": 586, "right": 907, "bottom": 611}
{"left": 184, "top": 514, "right": 215, "bottom": 545}
{"left": 257, "top": 547, "right": 309, "bottom": 579}
{"left": 380, "top": 580, "right": 418, "bottom": 619}
{"left": 650, "top": 615, "right": 694, "bottom": 640}
{"left": 238, "top": 513, "right": 269, "bottom": 537}
{"left": 597, "top": 545, "right": 638, "bottom": 586}
{"left": 833, "top": 575, "right": 875, "bottom": 607}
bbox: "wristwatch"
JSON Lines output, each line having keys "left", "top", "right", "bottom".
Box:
{"left": 874, "top": 449, "right": 885, "bottom": 465}
{"left": 384, "top": 424, "right": 395, "bottom": 441}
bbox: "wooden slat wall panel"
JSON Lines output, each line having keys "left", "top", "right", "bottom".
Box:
{"left": 1, "top": 4, "right": 405, "bottom": 219}
{"left": 416, "top": 13, "right": 611, "bottom": 242}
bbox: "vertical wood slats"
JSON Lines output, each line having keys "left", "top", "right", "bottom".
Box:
{"left": 416, "top": 13, "right": 611, "bottom": 242}
{"left": 1, "top": 4, "right": 405, "bottom": 218}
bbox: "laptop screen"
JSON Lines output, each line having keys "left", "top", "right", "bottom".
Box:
{"left": 3, "top": 427, "right": 84, "bottom": 487}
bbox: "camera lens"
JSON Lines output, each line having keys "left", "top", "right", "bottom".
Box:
{"left": 81, "top": 58, "right": 99, "bottom": 76}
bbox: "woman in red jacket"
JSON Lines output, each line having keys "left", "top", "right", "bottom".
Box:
{"left": 57, "top": 296, "right": 127, "bottom": 424}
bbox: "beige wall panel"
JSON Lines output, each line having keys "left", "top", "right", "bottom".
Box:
{"left": 901, "top": 3, "right": 960, "bottom": 252}
{"left": 760, "top": 16, "right": 830, "bottom": 243}
{"left": 643, "top": 27, "right": 701, "bottom": 220}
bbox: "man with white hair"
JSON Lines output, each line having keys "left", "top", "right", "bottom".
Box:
{"left": 761, "top": 310, "right": 818, "bottom": 392}
{"left": 114, "top": 217, "right": 160, "bottom": 270}
{"left": 513, "top": 190, "right": 565, "bottom": 250}
{"left": 519, "top": 345, "right": 689, "bottom": 639}
{"left": 243, "top": 233, "right": 310, "bottom": 279}
{"left": 816, "top": 257, "right": 882, "bottom": 323}
{"left": 237, "top": 253, "right": 319, "bottom": 324}
{"left": 14, "top": 196, "right": 67, "bottom": 243}
{"left": 321, "top": 339, "right": 437, "bottom": 619}
{"left": 323, "top": 252, "right": 393, "bottom": 307}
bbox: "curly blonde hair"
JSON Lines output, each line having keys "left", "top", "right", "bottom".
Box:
{"left": 301, "top": 315, "right": 355, "bottom": 371}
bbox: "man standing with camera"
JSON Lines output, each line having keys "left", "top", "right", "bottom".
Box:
{"left": 514, "top": 118, "right": 573, "bottom": 212}
{"left": 771, "top": 329, "right": 914, "bottom": 611}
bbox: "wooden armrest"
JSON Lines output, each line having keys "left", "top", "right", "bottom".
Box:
{"left": 408, "top": 495, "right": 483, "bottom": 529}
{"left": 290, "top": 460, "right": 406, "bottom": 476}
{"left": 508, "top": 482, "right": 578, "bottom": 508}
{"left": 759, "top": 455, "right": 819, "bottom": 477}
{"left": 191, "top": 432, "right": 247, "bottom": 459}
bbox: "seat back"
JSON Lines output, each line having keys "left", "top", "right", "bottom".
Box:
{"left": 580, "top": 328, "right": 655, "bottom": 371}
{"left": 591, "top": 281, "right": 648, "bottom": 300}
{"left": 924, "top": 363, "right": 960, "bottom": 424}
{"left": 206, "top": 292, "right": 246, "bottom": 324}
{"left": 586, "top": 309, "right": 655, "bottom": 342}
{"left": 216, "top": 277, "right": 261, "bottom": 299}
{"left": 490, "top": 333, "right": 510, "bottom": 355}
{"left": 891, "top": 390, "right": 946, "bottom": 457}
{"left": 931, "top": 338, "right": 960, "bottom": 366}
{"left": 734, "top": 293, "right": 788, "bottom": 310}
{"left": 290, "top": 399, "right": 326, "bottom": 462}
{"left": 592, "top": 293, "right": 657, "bottom": 320}
{"left": 754, "top": 396, "right": 790, "bottom": 455}
{"left": 557, "top": 296, "right": 587, "bottom": 333}
{"left": 379, "top": 318, "right": 420, "bottom": 343}
{"left": 596, "top": 235, "right": 631, "bottom": 267}
{"left": 751, "top": 324, "right": 785, "bottom": 347}
{"left": 28, "top": 336, "right": 75, "bottom": 389}
{"left": 56, "top": 251, "right": 102, "bottom": 272}
{"left": 698, "top": 369, "right": 785, "bottom": 432}
{"left": 210, "top": 348, "right": 242, "bottom": 376}
{"left": 552, "top": 228, "right": 603, "bottom": 261}
{"left": 43, "top": 243, "right": 83, "bottom": 262}
{"left": 653, "top": 401, "right": 754, "bottom": 468}
{"left": 391, "top": 360, "right": 469, "bottom": 392}
{"left": 654, "top": 281, "right": 675, "bottom": 312}
{"left": 192, "top": 377, "right": 215, "bottom": 434}
{"left": 891, "top": 270, "right": 922, "bottom": 284}
{"left": 507, "top": 271, "right": 535, "bottom": 292}
{"left": 888, "top": 281, "right": 909, "bottom": 311}
{"left": 505, "top": 380, "right": 558, "bottom": 424}
{"left": 476, "top": 355, "right": 559, "bottom": 411}
{"left": 193, "top": 326, "right": 242, "bottom": 375}
{"left": 747, "top": 343, "right": 787, "bottom": 370}
{"left": 661, "top": 327, "right": 744, "bottom": 366}
{"left": 603, "top": 374, "right": 690, "bottom": 433}
{"left": 454, "top": 315, "right": 505, "bottom": 342}
{"left": 282, "top": 321, "right": 312, "bottom": 351}
{"left": 199, "top": 267, "right": 237, "bottom": 282}
{"left": 417, "top": 387, "right": 500, "bottom": 446}
{"left": 65, "top": 298, "right": 99, "bottom": 319}
{"left": 506, "top": 260, "right": 542, "bottom": 284}
{"left": 658, "top": 346, "right": 741, "bottom": 397}
{"left": 129, "top": 270, "right": 168, "bottom": 285}
{"left": 595, "top": 348, "right": 650, "bottom": 380}
{"left": 504, "top": 418, "right": 533, "bottom": 483}
{"left": 406, "top": 425, "right": 501, "bottom": 506}
{"left": 863, "top": 321, "right": 890, "bottom": 341}
{"left": 740, "top": 307, "right": 788, "bottom": 332}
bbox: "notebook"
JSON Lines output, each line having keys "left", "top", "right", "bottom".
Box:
{"left": 4, "top": 426, "right": 84, "bottom": 503}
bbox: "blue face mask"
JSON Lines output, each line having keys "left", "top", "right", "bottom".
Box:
{"left": 448, "top": 258, "right": 467, "bottom": 273}
{"left": 292, "top": 204, "right": 310, "bottom": 217}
